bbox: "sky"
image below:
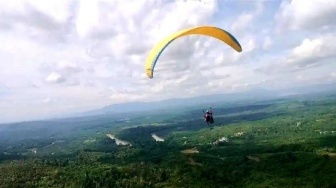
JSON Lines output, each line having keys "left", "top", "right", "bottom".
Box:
{"left": 0, "top": 0, "right": 335, "bottom": 123}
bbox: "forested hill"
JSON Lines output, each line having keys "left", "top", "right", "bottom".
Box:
{"left": 1, "top": 93, "right": 336, "bottom": 187}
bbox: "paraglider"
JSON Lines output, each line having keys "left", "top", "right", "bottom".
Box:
{"left": 144, "top": 26, "right": 242, "bottom": 126}
{"left": 144, "top": 25, "right": 242, "bottom": 79}
{"left": 203, "top": 107, "right": 214, "bottom": 125}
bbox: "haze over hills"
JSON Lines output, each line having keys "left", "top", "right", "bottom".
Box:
{"left": 78, "top": 88, "right": 276, "bottom": 117}
{"left": 1, "top": 82, "right": 335, "bottom": 125}
{"left": 79, "top": 82, "right": 336, "bottom": 117}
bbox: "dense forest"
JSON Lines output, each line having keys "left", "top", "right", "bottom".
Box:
{"left": 1, "top": 94, "right": 336, "bottom": 187}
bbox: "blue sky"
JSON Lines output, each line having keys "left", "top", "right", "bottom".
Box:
{"left": 0, "top": 0, "right": 335, "bottom": 123}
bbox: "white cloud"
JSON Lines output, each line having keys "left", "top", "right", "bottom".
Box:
{"left": 231, "top": 14, "right": 254, "bottom": 33}
{"left": 256, "top": 33, "right": 336, "bottom": 74}
{"left": 294, "top": 72, "right": 336, "bottom": 85}
{"left": 57, "top": 60, "right": 82, "bottom": 73}
{"left": 75, "top": 0, "right": 99, "bottom": 38}
{"left": 289, "top": 35, "right": 336, "bottom": 64}
{"left": 276, "top": 0, "right": 336, "bottom": 32}
{"left": 243, "top": 38, "right": 256, "bottom": 53}
{"left": 0, "top": 0, "right": 334, "bottom": 123}
{"left": 231, "top": 1, "right": 264, "bottom": 32}
{"left": 45, "top": 72, "right": 66, "bottom": 84}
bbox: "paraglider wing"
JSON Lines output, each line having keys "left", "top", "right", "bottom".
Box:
{"left": 144, "top": 25, "right": 242, "bottom": 79}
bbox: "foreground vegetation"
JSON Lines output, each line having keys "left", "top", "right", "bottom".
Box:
{"left": 1, "top": 94, "right": 336, "bottom": 187}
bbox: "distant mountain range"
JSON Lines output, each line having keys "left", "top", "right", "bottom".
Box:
{"left": 78, "top": 82, "right": 336, "bottom": 117}
{"left": 78, "top": 88, "right": 274, "bottom": 117}
{"left": 1, "top": 82, "right": 335, "bottom": 125}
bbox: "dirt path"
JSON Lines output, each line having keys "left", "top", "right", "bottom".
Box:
{"left": 247, "top": 155, "right": 260, "bottom": 162}
{"left": 188, "top": 157, "right": 203, "bottom": 166}
{"left": 181, "top": 147, "right": 199, "bottom": 154}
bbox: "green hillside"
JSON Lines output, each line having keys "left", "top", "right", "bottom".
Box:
{"left": 1, "top": 95, "right": 336, "bottom": 187}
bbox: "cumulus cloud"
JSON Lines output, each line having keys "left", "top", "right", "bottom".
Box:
{"left": 230, "top": 1, "right": 264, "bottom": 34}
{"left": 288, "top": 35, "right": 336, "bottom": 65}
{"left": 45, "top": 72, "right": 66, "bottom": 83}
{"left": 276, "top": 0, "right": 336, "bottom": 32}
{"left": 0, "top": 0, "right": 334, "bottom": 123}
{"left": 255, "top": 34, "right": 336, "bottom": 74}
